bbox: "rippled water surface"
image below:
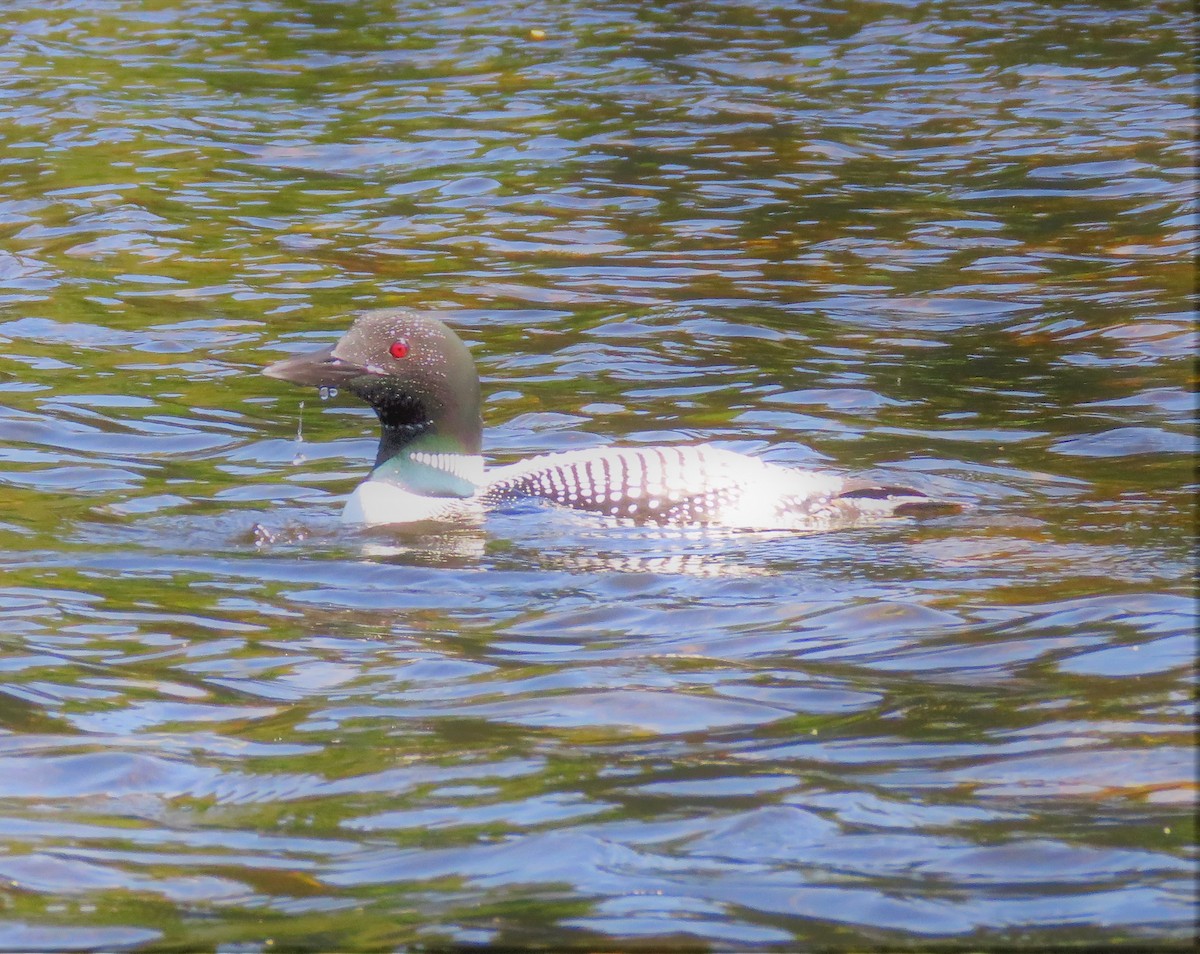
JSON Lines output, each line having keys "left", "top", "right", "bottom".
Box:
{"left": 0, "top": 1, "right": 1195, "bottom": 949}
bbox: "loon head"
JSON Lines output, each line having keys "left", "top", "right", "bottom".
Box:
{"left": 264, "top": 309, "right": 483, "bottom": 497}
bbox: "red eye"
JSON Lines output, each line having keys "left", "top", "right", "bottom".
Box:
{"left": 388, "top": 339, "right": 410, "bottom": 359}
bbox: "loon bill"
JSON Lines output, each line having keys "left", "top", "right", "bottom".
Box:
{"left": 263, "top": 308, "right": 960, "bottom": 530}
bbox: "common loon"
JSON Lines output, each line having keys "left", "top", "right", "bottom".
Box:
{"left": 264, "top": 309, "right": 956, "bottom": 530}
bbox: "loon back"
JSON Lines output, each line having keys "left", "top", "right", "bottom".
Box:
{"left": 484, "top": 444, "right": 947, "bottom": 531}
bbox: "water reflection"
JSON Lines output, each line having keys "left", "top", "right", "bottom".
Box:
{"left": 0, "top": 0, "right": 1194, "bottom": 948}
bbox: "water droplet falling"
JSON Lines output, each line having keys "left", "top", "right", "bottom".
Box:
{"left": 291, "top": 400, "right": 307, "bottom": 465}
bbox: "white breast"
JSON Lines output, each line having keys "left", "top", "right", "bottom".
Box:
{"left": 341, "top": 479, "right": 483, "bottom": 526}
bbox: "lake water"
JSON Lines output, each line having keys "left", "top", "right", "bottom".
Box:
{"left": 0, "top": 0, "right": 1195, "bottom": 949}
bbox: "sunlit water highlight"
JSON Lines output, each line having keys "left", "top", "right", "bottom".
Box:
{"left": 0, "top": 0, "right": 1195, "bottom": 949}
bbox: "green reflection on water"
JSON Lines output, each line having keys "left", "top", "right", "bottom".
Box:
{"left": 0, "top": 0, "right": 1194, "bottom": 948}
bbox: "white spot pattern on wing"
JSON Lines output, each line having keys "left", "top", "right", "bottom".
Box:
{"left": 480, "top": 444, "right": 913, "bottom": 530}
